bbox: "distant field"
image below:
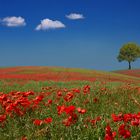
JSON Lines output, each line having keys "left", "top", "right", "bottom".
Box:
{"left": 0, "top": 67, "right": 140, "bottom": 139}
{"left": 114, "top": 69, "right": 140, "bottom": 78}
{"left": 0, "top": 66, "right": 140, "bottom": 84}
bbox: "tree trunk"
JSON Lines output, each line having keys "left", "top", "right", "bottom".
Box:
{"left": 128, "top": 61, "right": 131, "bottom": 70}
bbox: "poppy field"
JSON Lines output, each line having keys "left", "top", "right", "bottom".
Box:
{"left": 0, "top": 81, "right": 140, "bottom": 140}
{"left": 0, "top": 66, "right": 140, "bottom": 84}
{"left": 0, "top": 67, "right": 140, "bottom": 140}
{"left": 115, "top": 69, "right": 140, "bottom": 78}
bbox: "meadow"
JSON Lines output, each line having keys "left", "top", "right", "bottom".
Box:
{"left": 0, "top": 67, "right": 140, "bottom": 140}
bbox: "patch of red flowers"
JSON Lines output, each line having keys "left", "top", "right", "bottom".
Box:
{"left": 105, "top": 125, "right": 116, "bottom": 140}
{"left": 33, "top": 117, "right": 53, "bottom": 126}
{"left": 0, "top": 114, "right": 6, "bottom": 123}
{"left": 110, "top": 112, "right": 140, "bottom": 139}
{"left": 0, "top": 84, "right": 139, "bottom": 139}
{"left": 118, "top": 124, "right": 131, "bottom": 139}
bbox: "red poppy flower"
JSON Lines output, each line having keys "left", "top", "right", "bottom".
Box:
{"left": 23, "top": 91, "right": 34, "bottom": 97}
{"left": 57, "top": 105, "right": 65, "bottom": 115}
{"left": 72, "top": 88, "right": 80, "bottom": 93}
{"left": 80, "top": 109, "right": 86, "bottom": 114}
{"left": 118, "top": 124, "right": 131, "bottom": 139}
{"left": 63, "top": 116, "right": 72, "bottom": 126}
{"left": 112, "top": 113, "right": 123, "bottom": 122}
{"left": 47, "top": 100, "right": 52, "bottom": 105}
{"left": 91, "top": 119, "right": 96, "bottom": 125}
{"left": 93, "top": 98, "right": 98, "bottom": 103}
{"left": 77, "top": 107, "right": 86, "bottom": 114}
{"left": 64, "top": 92, "right": 74, "bottom": 102}
{"left": 105, "top": 125, "right": 116, "bottom": 140}
{"left": 123, "top": 114, "right": 132, "bottom": 122}
{"left": 63, "top": 113, "right": 78, "bottom": 126}
{"left": 44, "top": 117, "right": 52, "bottom": 124}
{"left": 64, "top": 106, "right": 75, "bottom": 115}
{"left": 35, "top": 95, "right": 44, "bottom": 102}
{"left": 57, "top": 91, "right": 62, "bottom": 97}
{"left": 0, "top": 114, "right": 6, "bottom": 123}
{"left": 83, "top": 85, "right": 90, "bottom": 94}
{"left": 131, "top": 119, "right": 139, "bottom": 126}
{"left": 33, "top": 119, "right": 43, "bottom": 126}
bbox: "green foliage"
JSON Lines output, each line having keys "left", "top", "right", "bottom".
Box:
{"left": 117, "top": 42, "right": 140, "bottom": 69}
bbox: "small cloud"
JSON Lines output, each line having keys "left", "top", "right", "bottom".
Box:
{"left": 66, "top": 13, "right": 84, "bottom": 20}
{"left": 1, "top": 16, "right": 26, "bottom": 27}
{"left": 35, "top": 18, "right": 65, "bottom": 31}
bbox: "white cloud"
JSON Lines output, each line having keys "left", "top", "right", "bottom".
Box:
{"left": 66, "top": 13, "right": 84, "bottom": 20}
{"left": 1, "top": 16, "right": 26, "bottom": 27}
{"left": 35, "top": 18, "right": 65, "bottom": 31}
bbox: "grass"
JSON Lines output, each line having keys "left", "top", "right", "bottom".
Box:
{"left": 0, "top": 80, "right": 140, "bottom": 139}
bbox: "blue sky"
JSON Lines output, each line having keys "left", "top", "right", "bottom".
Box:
{"left": 0, "top": 0, "right": 140, "bottom": 71}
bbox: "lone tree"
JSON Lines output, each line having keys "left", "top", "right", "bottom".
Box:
{"left": 117, "top": 42, "right": 140, "bottom": 70}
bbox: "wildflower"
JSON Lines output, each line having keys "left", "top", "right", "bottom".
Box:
{"left": 0, "top": 114, "right": 6, "bottom": 123}
{"left": 14, "top": 107, "right": 24, "bottom": 116}
{"left": 96, "top": 116, "right": 101, "bottom": 121}
{"left": 93, "top": 98, "right": 98, "bottom": 103}
{"left": 64, "top": 92, "right": 74, "bottom": 102}
{"left": 47, "top": 100, "right": 52, "bottom": 105}
{"left": 23, "top": 91, "right": 34, "bottom": 97}
{"left": 18, "top": 98, "right": 31, "bottom": 108}
{"left": 57, "top": 105, "right": 65, "bottom": 115}
{"left": 112, "top": 113, "right": 123, "bottom": 122}
{"left": 90, "top": 116, "right": 101, "bottom": 125}
{"left": 35, "top": 95, "right": 44, "bottom": 102}
{"left": 63, "top": 88, "right": 68, "bottom": 92}
{"left": 63, "top": 113, "right": 78, "bottom": 126}
{"left": 72, "top": 88, "right": 80, "bottom": 93}
{"left": 0, "top": 94, "right": 7, "bottom": 102}
{"left": 77, "top": 107, "right": 86, "bottom": 114}
{"left": 83, "top": 85, "right": 90, "bottom": 94}
{"left": 118, "top": 124, "right": 131, "bottom": 139}
{"left": 105, "top": 125, "right": 116, "bottom": 140}
{"left": 137, "top": 112, "right": 140, "bottom": 119}
{"left": 63, "top": 116, "right": 72, "bottom": 126}
{"left": 57, "top": 91, "right": 62, "bottom": 97}
{"left": 33, "top": 119, "right": 43, "bottom": 126}
{"left": 64, "top": 106, "right": 75, "bottom": 115}
{"left": 123, "top": 114, "right": 132, "bottom": 122}
{"left": 32, "top": 95, "right": 44, "bottom": 107}
{"left": 6, "top": 104, "right": 14, "bottom": 114}
{"left": 44, "top": 117, "right": 52, "bottom": 124}
{"left": 91, "top": 119, "right": 96, "bottom": 125}
{"left": 131, "top": 119, "right": 139, "bottom": 126}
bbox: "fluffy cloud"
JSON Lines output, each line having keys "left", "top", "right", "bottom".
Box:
{"left": 1, "top": 16, "right": 26, "bottom": 27}
{"left": 35, "top": 18, "right": 65, "bottom": 31}
{"left": 66, "top": 13, "right": 84, "bottom": 20}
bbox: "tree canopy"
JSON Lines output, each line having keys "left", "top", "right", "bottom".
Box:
{"left": 117, "top": 43, "right": 140, "bottom": 69}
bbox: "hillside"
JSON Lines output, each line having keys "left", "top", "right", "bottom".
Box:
{"left": 0, "top": 66, "right": 140, "bottom": 84}
{"left": 114, "top": 69, "right": 140, "bottom": 78}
